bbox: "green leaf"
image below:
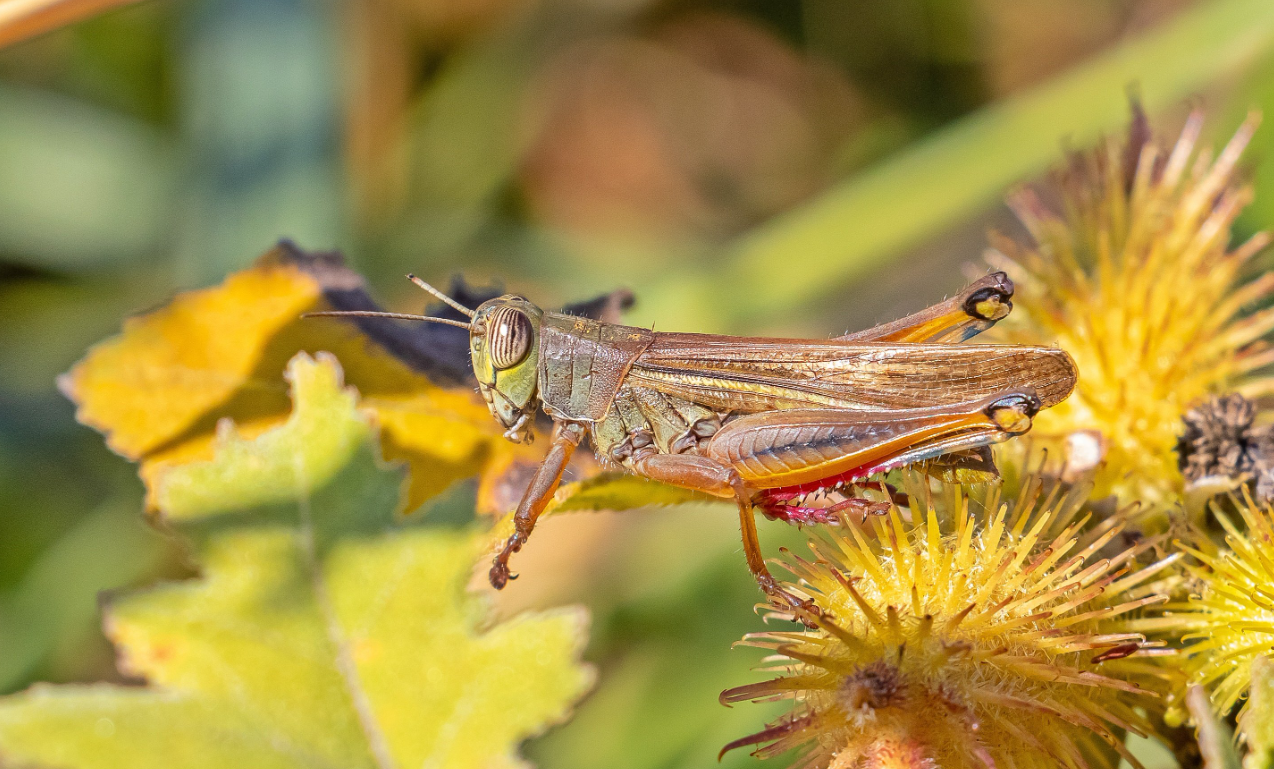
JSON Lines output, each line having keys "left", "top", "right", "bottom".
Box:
{"left": 1244, "top": 657, "right": 1274, "bottom": 769}
{"left": 629, "top": 0, "right": 1274, "bottom": 333}
{"left": 0, "top": 352, "right": 593, "bottom": 769}
{"left": 1189, "top": 685, "right": 1244, "bottom": 769}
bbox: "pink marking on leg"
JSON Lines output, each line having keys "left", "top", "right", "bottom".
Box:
{"left": 759, "top": 503, "right": 841, "bottom": 525}
{"left": 758, "top": 497, "right": 889, "bottom": 526}
{"left": 824, "top": 496, "right": 891, "bottom": 522}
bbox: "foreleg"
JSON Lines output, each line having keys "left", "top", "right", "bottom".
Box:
{"left": 489, "top": 420, "right": 586, "bottom": 589}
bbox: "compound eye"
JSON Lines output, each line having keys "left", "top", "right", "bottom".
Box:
{"left": 488, "top": 306, "right": 533, "bottom": 369}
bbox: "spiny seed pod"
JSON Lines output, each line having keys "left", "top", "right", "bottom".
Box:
{"left": 987, "top": 107, "right": 1274, "bottom": 509}
{"left": 722, "top": 475, "right": 1178, "bottom": 769}
{"left": 1146, "top": 491, "right": 1274, "bottom": 726}
{"left": 1176, "top": 394, "right": 1274, "bottom": 502}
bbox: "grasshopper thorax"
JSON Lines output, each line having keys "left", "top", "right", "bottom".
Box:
{"left": 470, "top": 295, "right": 544, "bottom": 443}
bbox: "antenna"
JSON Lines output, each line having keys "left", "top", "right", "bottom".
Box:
{"left": 301, "top": 311, "right": 472, "bottom": 330}
{"left": 300, "top": 274, "right": 478, "bottom": 329}
{"left": 407, "top": 274, "right": 475, "bottom": 318}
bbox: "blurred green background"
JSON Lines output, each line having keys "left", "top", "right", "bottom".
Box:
{"left": 3, "top": 0, "right": 1274, "bottom": 766}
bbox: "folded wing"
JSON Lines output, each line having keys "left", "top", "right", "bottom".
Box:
{"left": 627, "top": 333, "right": 1076, "bottom": 415}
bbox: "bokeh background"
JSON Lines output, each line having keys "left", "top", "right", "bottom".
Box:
{"left": 3, "top": 0, "right": 1274, "bottom": 766}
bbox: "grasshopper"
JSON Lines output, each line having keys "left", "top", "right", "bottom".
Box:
{"left": 309, "top": 272, "right": 1076, "bottom": 605}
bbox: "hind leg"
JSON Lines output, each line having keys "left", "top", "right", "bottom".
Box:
{"left": 629, "top": 453, "right": 819, "bottom": 619}
{"left": 758, "top": 496, "right": 891, "bottom": 525}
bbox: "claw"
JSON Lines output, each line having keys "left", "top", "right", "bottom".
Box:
{"left": 755, "top": 575, "right": 823, "bottom": 628}
{"left": 489, "top": 542, "right": 522, "bottom": 589}
{"left": 489, "top": 560, "right": 512, "bottom": 589}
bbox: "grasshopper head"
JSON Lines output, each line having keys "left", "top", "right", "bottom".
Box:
{"left": 300, "top": 276, "right": 544, "bottom": 444}
{"left": 471, "top": 295, "right": 544, "bottom": 443}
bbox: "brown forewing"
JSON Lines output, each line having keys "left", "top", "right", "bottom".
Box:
{"left": 626, "top": 334, "right": 1076, "bottom": 415}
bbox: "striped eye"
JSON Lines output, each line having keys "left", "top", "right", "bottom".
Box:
{"left": 488, "top": 306, "right": 533, "bottom": 369}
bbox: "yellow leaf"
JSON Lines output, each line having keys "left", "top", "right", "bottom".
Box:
{"left": 60, "top": 245, "right": 524, "bottom": 512}
{"left": 550, "top": 473, "right": 713, "bottom": 515}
